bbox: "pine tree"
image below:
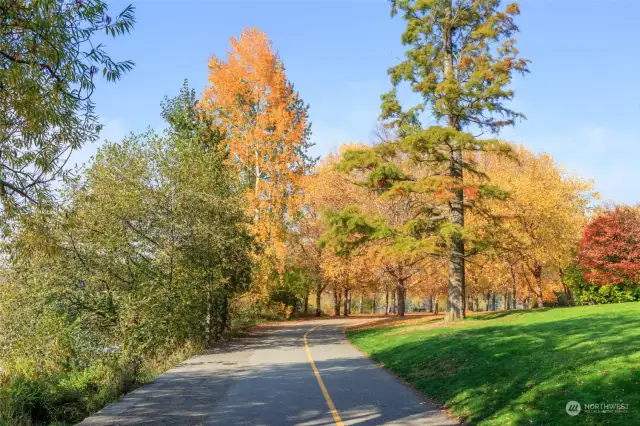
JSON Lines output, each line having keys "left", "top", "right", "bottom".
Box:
{"left": 379, "top": 0, "right": 529, "bottom": 321}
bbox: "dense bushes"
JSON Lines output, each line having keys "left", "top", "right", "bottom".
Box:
{"left": 0, "top": 85, "right": 253, "bottom": 424}
{"left": 1, "top": 361, "right": 132, "bottom": 425}
{"left": 554, "top": 206, "right": 640, "bottom": 307}
{"left": 563, "top": 262, "right": 640, "bottom": 306}
{"left": 0, "top": 343, "right": 203, "bottom": 425}
{"left": 573, "top": 285, "right": 640, "bottom": 305}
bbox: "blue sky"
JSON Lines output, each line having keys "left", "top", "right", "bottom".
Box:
{"left": 77, "top": 0, "right": 640, "bottom": 204}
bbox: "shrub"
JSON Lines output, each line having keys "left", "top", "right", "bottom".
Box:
{"left": 573, "top": 284, "right": 639, "bottom": 305}
{"left": 563, "top": 261, "right": 640, "bottom": 305}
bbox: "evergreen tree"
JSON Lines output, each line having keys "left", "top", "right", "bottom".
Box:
{"left": 376, "top": 0, "right": 528, "bottom": 320}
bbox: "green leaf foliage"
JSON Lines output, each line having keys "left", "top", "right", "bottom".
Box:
{"left": 319, "top": 206, "right": 385, "bottom": 257}
{"left": 0, "top": 0, "right": 135, "bottom": 217}
{"left": 384, "top": 0, "right": 529, "bottom": 133}
{"left": 0, "top": 83, "right": 253, "bottom": 424}
{"left": 563, "top": 262, "right": 640, "bottom": 305}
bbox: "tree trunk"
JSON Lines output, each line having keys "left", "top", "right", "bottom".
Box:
{"left": 429, "top": 295, "right": 434, "bottom": 313}
{"left": 491, "top": 293, "right": 496, "bottom": 311}
{"left": 434, "top": 293, "right": 439, "bottom": 314}
{"left": 359, "top": 287, "right": 365, "bottom": 314}
{"left": 443, "top": 5, "right": 465, "bottom": 322}
{"left": 333, "top": 289, "right": 341, "bottom": 316}
{"left": 509, "top": 263, "right": 517, "bottom": 309}
{"left": 343, "top": 287, "right": 350, "bottom": 317}
{"left": 206, "top": 283, "right": 212, "bottom": 345}
{"left": 559, "top": 267, "right": 573, "bottom": 306}
{"left": 397, "top": 281, "right": 406, "bottom": 317}
{"left": 446, "top": 190, "right": 465, "bottom": 321}
{"left": 562, "top": 282, "right": 573, "bottom": 306}
{"left": 254, "top": 155, "right": 260, "bottom": 225}
{"left": 315, "top": 282, "right": 323, "bottom": 317}
{"left": 385, "top": 289, "right": 389, "bottom": 315}
{"left": 391, "top": 288, "right": 397, "bottom": 314}
{"left": 533, "top": 264, "right": 544, "bottom": 308}
{"left": 372, "top": 290, "right": 376, "bottom": 314}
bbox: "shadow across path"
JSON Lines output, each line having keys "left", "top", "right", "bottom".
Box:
{"left": 79, "top": 319, "right": 457, "bottom": 425}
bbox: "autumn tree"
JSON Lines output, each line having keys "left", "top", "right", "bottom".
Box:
{"left": 288, "top": 215, "right": 324, "bottom": 315}
{"left": 298, "top": 151, "right": 374, "bottom": 315}
{"left": 467, "top": 254, "right": 516, "bottom": 310}
{"left": 474, "top": 147, "right": 595, "bottom": 307}
{"left": 417, "top": 258, "right": 448, "bottom": 313}
{"left": 577, "top": 205, "right": 640, "bottom": 286}
{"left": 377, "top": 0, "right": 529, "bottom": 321}
{"left": 202, "top": 27, "right": 314, "bottom": 281}
{"left": 320, "top": 207, "right": 382, "bottom": 316}
{"left": 321, "top": 152, "right": 442, "bottom": 316}
{"left": 319, "top": 252, "right": 347, "bottom": 316}
{"left": 0, "top": 0, "right": 135, "bottom": 216}
{"left": 351, "top": 251, "right": 383, "bottom": 313}
{"left": 321, "top": 193, "right": 438, "bottom": 317}
{"left": 302, "top": 146, "right": 393, "bottom": 316}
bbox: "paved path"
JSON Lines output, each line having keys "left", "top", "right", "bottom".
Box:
{"left": 79, "top": 318, "right": 457, "bottom": 425}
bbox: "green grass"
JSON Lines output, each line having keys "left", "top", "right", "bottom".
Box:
{"left": 347, "top": 303, "right": 640, "bottom": 425}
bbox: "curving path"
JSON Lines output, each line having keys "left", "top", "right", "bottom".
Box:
{"left": 79, "top": 318, "right": 457, "bottom": 425}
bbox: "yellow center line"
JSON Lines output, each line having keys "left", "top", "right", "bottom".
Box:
{"left": 304, "top": 326, "right": 345, "bottom": 426}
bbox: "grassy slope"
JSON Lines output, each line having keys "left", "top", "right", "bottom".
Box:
{"left": 347, "top": 303, "right": 640, "bottom": 425}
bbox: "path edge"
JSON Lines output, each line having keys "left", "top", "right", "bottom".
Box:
{"left": 341, "top": 321, "right": 463, "bottom": 426}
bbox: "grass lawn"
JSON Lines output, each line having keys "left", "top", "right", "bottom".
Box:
{"left": 347, "top": 303, "right": 640, "bottom": 425}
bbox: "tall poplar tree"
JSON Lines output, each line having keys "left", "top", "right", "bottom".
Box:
{"left": 202, "top": 28, "right": 314, "bottom": 278}
{"left": 380, "top": 0, "right": 529, "bottom": 320}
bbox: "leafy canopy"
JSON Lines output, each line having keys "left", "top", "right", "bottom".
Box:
{"left": 202, "top": 27, "right": 315, "bottom": 275}
{"left": 0, "top": 0, "right": 135, "bottom": 214}
{"left": 578, "top": 206, "right": 640, "bottom": 286}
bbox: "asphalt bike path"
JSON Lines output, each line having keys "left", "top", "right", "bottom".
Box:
{"left": 79, "top": 318, "right": 456, "bottom": 425}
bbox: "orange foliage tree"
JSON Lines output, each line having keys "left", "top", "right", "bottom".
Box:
{"left": 203, "top": 28, "right": 313, "bottom": 277}
{"left": 302, "top": 148, "right": 380, "bottom": 315}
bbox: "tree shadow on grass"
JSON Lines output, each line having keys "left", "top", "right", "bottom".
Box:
{"left": 355, "top": 311, "right": 640, "bottom": 425}
{"left": 466, "top": 308, "right": 551, "bottom": 321}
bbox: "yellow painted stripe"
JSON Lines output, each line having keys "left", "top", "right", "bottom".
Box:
{"left": 304, "top": 326, "right": 344, "bottom": 426}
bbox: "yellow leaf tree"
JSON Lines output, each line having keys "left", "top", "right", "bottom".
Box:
{"left": 302, "top": 148, "right": 379, "bottom": 315}
{"left": 472, "top": 146, "right": 596, "bottom": 307}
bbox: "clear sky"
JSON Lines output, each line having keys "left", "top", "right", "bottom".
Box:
{"left": 77, "top": 0, "right": 640, "bottom": 204}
